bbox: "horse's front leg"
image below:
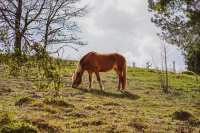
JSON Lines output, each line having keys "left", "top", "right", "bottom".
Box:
{"left": 95, "top": 72, "right": 104, "bottom": 90}
{"left": 115, "top": 70, "right": 122, "bottom": 91}
{"left": 88, "top": 71, "right": 93, "bottom": 90}
{"left": 117, "top": 73, "right": 122, "bottom": 91}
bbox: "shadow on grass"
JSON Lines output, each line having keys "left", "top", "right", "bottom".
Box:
{"left": 73, "top": 87, "right": 140, "bottom": 100}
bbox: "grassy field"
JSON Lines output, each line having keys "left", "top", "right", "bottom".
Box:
{"left": 0, "top": 60, "right": 200, "bottom": 133}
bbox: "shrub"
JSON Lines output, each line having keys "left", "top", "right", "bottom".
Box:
{"left": 182, "top": 71, "right": 196, "bottom": 76}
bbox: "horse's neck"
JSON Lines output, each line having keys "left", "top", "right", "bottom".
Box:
{"left": 77, "top": 64, "right": 82, "bottom": 71}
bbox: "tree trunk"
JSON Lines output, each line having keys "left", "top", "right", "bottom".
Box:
{"left": 164, "top": 43, "right": 169, "bottom": 93}
{"left": 44, "top": 19, "right": 50, "bottom": 50}
{"left": 14, "top": 0, "right": 23, "bottom": 55}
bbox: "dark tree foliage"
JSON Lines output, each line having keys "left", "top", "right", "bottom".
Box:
{"left": 185, "top": 43, "right": 200, "bottom": 74}
{"left": 148, "top": 0, "right": 200, "bottom": 74}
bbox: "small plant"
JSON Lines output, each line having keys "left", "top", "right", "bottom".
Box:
{"left": 33, "top": 48, "right": 64, "bottom": 96}
{"left": 1, "top": 121, "right": 37, "bottom": 133}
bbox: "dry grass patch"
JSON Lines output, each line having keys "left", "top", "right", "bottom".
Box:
{"left": 43, "top": 97, "right": 74, "bottom": 108}
{"left": 31, "top": 119, "right": 60, "bottom": 133}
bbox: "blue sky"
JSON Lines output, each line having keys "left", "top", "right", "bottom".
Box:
{"left": 60, "top": 0, "right": 186, "bottom": 71}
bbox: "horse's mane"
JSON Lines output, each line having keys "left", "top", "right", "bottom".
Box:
{"left": 79, "top": 51, "right": 96, "bottom": 65}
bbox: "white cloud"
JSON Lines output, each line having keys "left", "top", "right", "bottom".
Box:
{"left": 63, "top": 0, "right": 186, "bottom": 71}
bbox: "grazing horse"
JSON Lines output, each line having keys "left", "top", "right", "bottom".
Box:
{"left": 71, "top": 52, "right": 127, "bottom": 90}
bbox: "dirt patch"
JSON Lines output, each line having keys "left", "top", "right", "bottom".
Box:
{"left": 172, "top": 110, "right": 194, "bottom": 121}
{"left": 128, "top": 121, "right": 148, "bottom": 131}
{"left": 31, "top": 102, "right": 44, "bottom": 108}
{"left": 128, "top": 118, "right": 148, "bottom": 131}
{"left": 176, "top": 123, "right": 195, "bottom": 133}
{"left": 77, "top": 119, "right": 103, "bottom": 127}
{"left": 84, "top": 105, "right": 96, "bottom": 110}
{"left": 66, "top": 111, "right": 89, "bottom": 118}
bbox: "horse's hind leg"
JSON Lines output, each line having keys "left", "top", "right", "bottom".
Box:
{"left": 95, "top": 72, "right": 104, "bottom": 90}
{"left": 88, "top": 71, "right": 93, "bottom": 90}
{"left": 115, "top": 69, "right": 122, "bottom": 90}
{"left": 119, "top": 73, "right": 123, "bottom": 90}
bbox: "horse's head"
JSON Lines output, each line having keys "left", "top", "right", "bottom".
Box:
{"left": 71, "top": 65, "right": 83, "bottom": 88}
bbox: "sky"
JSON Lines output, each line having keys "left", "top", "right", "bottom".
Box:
{"left": 61, "top": 0, "right": 186, "bottom": 71}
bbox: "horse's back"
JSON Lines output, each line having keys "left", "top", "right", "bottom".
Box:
{"left": 80, "top": 52, "right": 126, "bottom": 72}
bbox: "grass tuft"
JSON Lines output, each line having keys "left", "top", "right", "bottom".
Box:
{"left": 43, "top": 97, "right": 74, "bottom": 108}
{"left": 15, "top": 97, "right": 33, "bottom": 106}
{"left": 1, "top": 122, "right": 37, "bottom": 133}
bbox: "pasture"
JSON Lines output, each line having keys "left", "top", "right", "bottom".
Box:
{"left": 0, "top": 60, "right": 200, "bottom": 132}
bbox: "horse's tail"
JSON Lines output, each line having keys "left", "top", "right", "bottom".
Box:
{"left": 122, "top": 60, "right": 127, "bottom": 89}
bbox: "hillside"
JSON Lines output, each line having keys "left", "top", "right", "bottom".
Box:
{"left": 0, "top": 61, "right": 200, "bottom": 133}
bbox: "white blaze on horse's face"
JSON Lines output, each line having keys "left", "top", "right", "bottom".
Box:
{"left": 72, "top": 72, "right": 75, "bottom": 83}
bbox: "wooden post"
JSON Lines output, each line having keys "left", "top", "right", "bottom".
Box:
{"left": 173, "top": 61, "right": 176, "bottom": 73}
{"left": 132, "top": 62, "right": 136, "bottom": 67}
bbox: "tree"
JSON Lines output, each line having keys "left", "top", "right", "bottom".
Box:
{"left": 185, "top": 43, "right": 200, "bottom": 74}
{"left": 41, "top": 0, "right": 87, "bottom": 53}
{"left": 148, "top": 0, "right": 200, "bottom": 74}
{"left": 0, "top": 0, "right": 46, "bottom": 55}
{"left": 0, "top": 0, "right": 86, "bottom": 55}
{"left": 163, "top": 42, "right": 169, "bottom": 92}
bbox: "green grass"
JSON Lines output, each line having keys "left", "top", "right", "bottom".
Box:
{"left": 0, "top": 61, "right": 200, "bottom": 132}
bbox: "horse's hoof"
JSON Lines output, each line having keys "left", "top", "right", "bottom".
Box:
{"left": 119, "top": 90, "right": 124, "bottom": 93}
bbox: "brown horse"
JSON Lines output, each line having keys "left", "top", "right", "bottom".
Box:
{"left": 72, "top": 51, "right": 127, "bottom": 90}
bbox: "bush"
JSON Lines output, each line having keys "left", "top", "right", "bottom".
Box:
{"left": 182, "top": 71, "right": 196, "bottom": 76}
